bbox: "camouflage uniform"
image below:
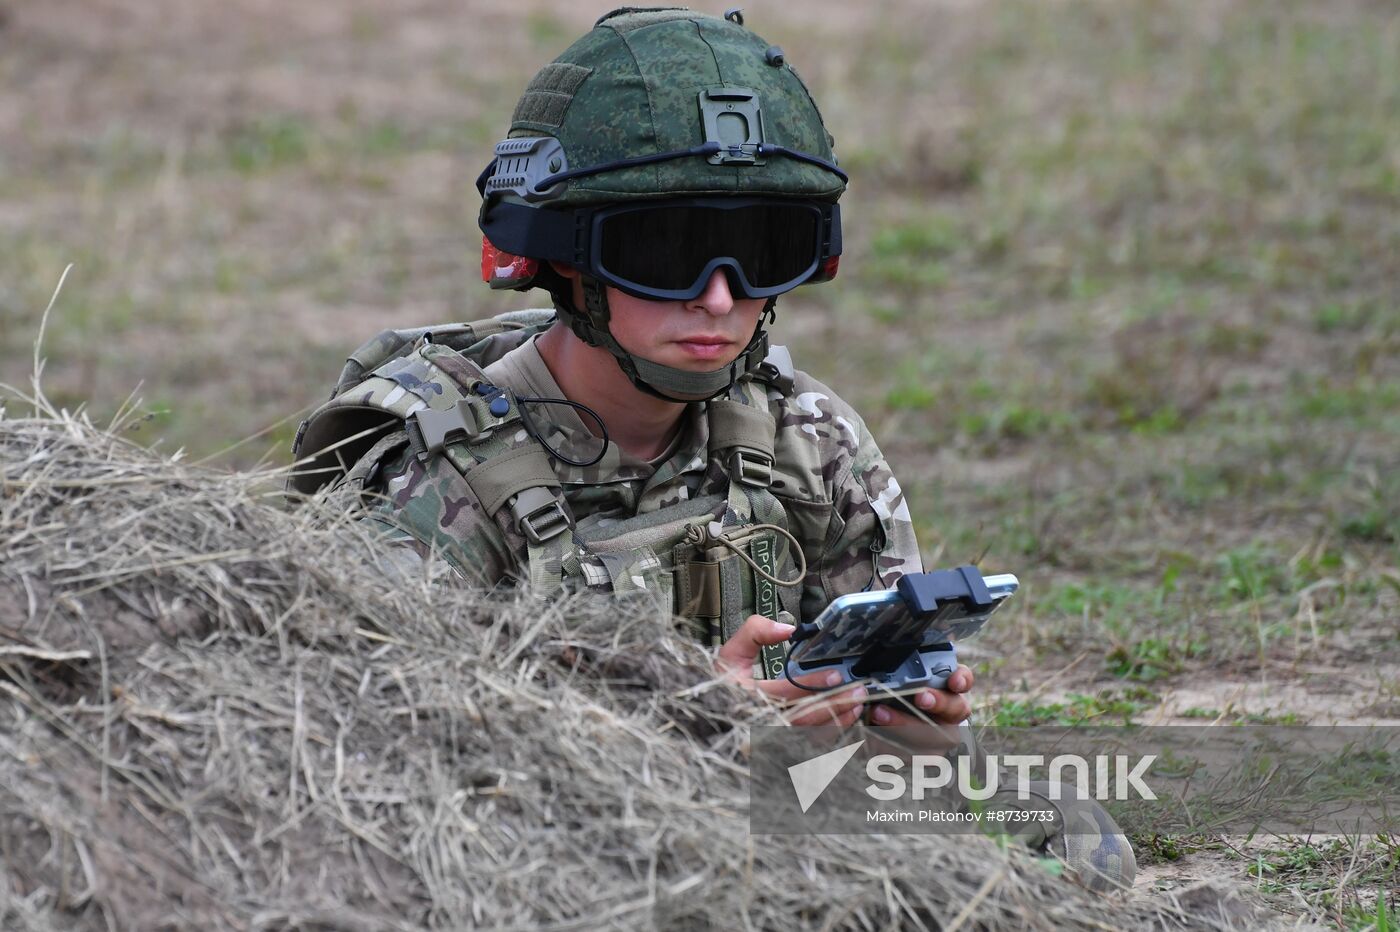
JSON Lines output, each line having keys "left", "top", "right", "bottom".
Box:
{"left": 334, "top": 320, "right": 922, "bottom": 628}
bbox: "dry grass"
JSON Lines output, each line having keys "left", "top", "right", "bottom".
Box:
{"left": 0, "top": 368, "right": 1296, "bottom": 929}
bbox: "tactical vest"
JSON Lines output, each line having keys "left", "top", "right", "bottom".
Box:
{"left": 289, "top": 310, "right": 803, "bottom": 677}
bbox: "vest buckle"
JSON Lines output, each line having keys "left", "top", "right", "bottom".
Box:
{"left": 511, "top": 485, "right": 571, "bottom": 544}
{"left": 729, "top": 448, "right": 773, "bottom": 489}
{"left": 411, "top": 400, "right": 479, "bottom": 458}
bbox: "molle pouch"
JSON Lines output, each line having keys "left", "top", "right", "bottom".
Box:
{"left": 592, "top": 547, "right": 670, "bottom": 603}
{"left": 674, "top": 521, "right": 801, "bottom": 678}
{"left": 567, "top": 495, "right": 729, "bottom": 614}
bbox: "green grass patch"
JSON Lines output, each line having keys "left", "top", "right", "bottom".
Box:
{"left": 862, "top": 215, "right": 961, "bottom": 290}
{"left": 1238, "top": 710, "right": 1303, "bottom": 725}
{"left": 985, "top": 686, "right": 1158, "bottom": 726}
{"left": 1341, "top": 508, "right": 1399, "bottom": 545}
{"left": 1217, "top": 544, "right": 1292, "bottom": 602}
{"left": 1247, "top": 838, "right": 1399, "bottom": 924}
{"left": 1176, "top": 707, "right": 1306, "bottom": 724}
{"left": 1106, "top": 636, "right": 1207, "bottom": 682}
{"left": 956, "top": 402, "right": 1073, "bottom": 444}
{"left": 883, "top": 358, "right": 940, "bottom": 411}
{"left": 1041, "top": 580, "right": 1140, "bottom": 621}
{"left": 1313, "top": 300, "right": 1383, "bottom": 334}
{"left": 871, "top": 216, "right": 961, "bottom": 261}
{"left": 227, "top": 117, "right": 312, "bottom": 173}
{"left": 1131, "top": 832, "right": 1218, "bottom": 866}
{"left": 1291, "top": 379, "right": 1400, "bottom": 422}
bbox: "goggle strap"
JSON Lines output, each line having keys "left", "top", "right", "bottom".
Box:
{"left": 481, "top": 201, "right": 577, "bottom": 266}
{"left": 476, "top": 141, "right": 848, "bottom": 199}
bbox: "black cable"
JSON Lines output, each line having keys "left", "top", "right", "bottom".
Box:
{"left": 781, "top": 623, "right": 843, "bottom": 694}
{"left": 753, "top": 143, "right": 849, "bottom": 182}
{"left": 782, "top": 661, "right": 835, "bottom": 694}
{"left": 514, "top": 394, "right": 611, "bottom": 468}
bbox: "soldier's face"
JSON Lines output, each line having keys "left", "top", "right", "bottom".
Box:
{"left": 604, "top": 268, "right": 767, "bottom": 371}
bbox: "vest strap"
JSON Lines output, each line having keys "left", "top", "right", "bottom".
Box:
{"left": 416, "top": 344, "right": 578, "bottom": 566}
{"left": 708, "top": 398, "right": 777, "bottom": 497}
{"left": 527, "top": 533, "right": 570, "bottom": 590}
{"left": 464, "top": 444, "right": 563, "bottom": 517}
{"left": 706, "top": 399, "right": 776, "bottom": 461}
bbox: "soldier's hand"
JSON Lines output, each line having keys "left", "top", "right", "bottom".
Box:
{"left": 716, "top": 614, "right": 868, "bottom": 727}
{"left": 866, "top": 665, "right": 975, "bottom": 726}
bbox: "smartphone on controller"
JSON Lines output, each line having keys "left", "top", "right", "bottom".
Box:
{"left": 784, "top": 569, "right": 1018, "bottom": 692}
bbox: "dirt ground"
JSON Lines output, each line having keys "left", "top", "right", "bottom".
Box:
{"left": 1, "top": 0, "right": 1396, "bottom": 926}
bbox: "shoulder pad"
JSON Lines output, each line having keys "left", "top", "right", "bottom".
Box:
{"left": 332, "top": 308, "right": 555, "bottom": 397}
{"left": 750, "top": 344, "right": 795, "bottom": 395}
{"left": 290, "top": 342, "right": 482, "bottom": 498}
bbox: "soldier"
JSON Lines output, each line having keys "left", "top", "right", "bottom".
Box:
{"left": 290, "top": 6, "right": 1134, "bottom": 891}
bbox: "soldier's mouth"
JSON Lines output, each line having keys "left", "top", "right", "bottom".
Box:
{"left": 674, "top": 337, "right": 735, "bottom": 359}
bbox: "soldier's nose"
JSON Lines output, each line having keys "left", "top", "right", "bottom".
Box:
{"left": 688, "top": 268, "right": 735, "bottom": 316}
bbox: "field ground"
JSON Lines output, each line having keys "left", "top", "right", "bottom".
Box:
{"left": 1, "top": 0, "right": 1396, "bottom": 925}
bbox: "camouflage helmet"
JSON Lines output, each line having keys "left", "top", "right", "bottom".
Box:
{"left": 476, "top": 7, "right": 847, "bottom": 402}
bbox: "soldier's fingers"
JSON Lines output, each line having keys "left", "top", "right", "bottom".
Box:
{"left": 755, "top": 668, "right": 843, "bottom": 702}
{"left": 871, "top": 691, "right": 971, "bottom": 725}
{"left": 781, "top": 685, "right": 867, "bottom": 722}
{"left": 920, "top": 688, "right": 972, "bottom": 723}
{"left": 785, "top": 687, "right": 867, "bottom": 727}
{"left": 715, "top": 614, "right": 793, "bottom": 675}
{"left": 744, "top": 614, "right": 797, "bottom": 647}
{"left": 935, "top": 691, "right": 972, "bottom": 724}
{"left": 786, "top": 705, "right": 840, "bottom": 727}
{"left": 868, "top": 704, "right": 926, "bottom": 727}
{"left": 761, "top": 677, "right": 865, "bottom": 716}
{"left": 910, "top": 687, "right": 957, "bottom": 712}
{"left": 831, "top": 705, "right": 866, "bottom": 729}
{"left": 819, "top": 685, "right": 868, "bottom": 717}
{"left": 945, "top": 665, "right": 975, "bottom": 693}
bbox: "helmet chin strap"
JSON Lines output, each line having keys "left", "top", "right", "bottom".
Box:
{"left": 551, "top": 276, "right": 777, "bottom": 404}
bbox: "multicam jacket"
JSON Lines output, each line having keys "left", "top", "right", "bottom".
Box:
{"left": 293, "top": 312, "right": 922, "bottom": 660}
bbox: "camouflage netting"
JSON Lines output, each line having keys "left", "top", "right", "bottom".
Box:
{"left": 0, "top": 385, "right": 1280, "bottom": 930}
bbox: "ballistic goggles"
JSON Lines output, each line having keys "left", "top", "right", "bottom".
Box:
{"left": 480, "top": 196, "right": 842, "bottom": 301}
